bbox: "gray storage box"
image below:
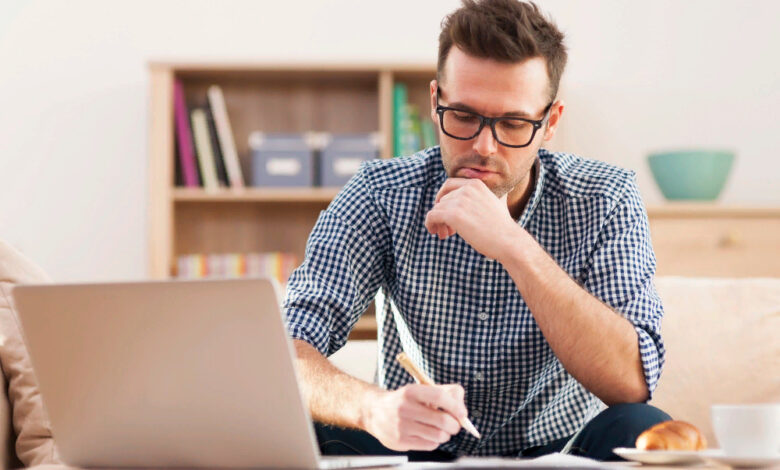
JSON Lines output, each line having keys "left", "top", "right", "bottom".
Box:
{"left": 319, "top": 133, "right": 380, "bottom": 187}
{"left": 249, "top": 132, "right": 315, "bottom": 187}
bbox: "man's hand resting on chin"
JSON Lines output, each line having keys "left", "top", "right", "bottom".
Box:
{"left": 424, "top": 178, "right": 519, "bottom": 261}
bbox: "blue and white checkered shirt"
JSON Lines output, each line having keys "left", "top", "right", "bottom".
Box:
{"left": 283, "top": 146, "right": 665, "bottom": 456}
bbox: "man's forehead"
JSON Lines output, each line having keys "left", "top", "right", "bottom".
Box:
{"left": 441, "top": 48, "right": 551, "bottom": 115}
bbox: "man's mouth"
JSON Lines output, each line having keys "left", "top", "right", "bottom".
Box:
{"left": 458, "top": 167, "right": 496, "bottom": 179}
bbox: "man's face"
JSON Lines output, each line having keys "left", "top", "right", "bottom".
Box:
{"left": 430, "top": 47, "right": 562, "bottom": 203}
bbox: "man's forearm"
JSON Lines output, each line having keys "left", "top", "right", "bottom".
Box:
{"left": 498, "top": 227, "right": 649, "bottom": 405}
{"left": 293, "top": 339, "right": 382, "bottom": 429}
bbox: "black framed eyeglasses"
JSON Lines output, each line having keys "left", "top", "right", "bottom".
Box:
{"left": 435, "top": 87, "right": 553, "bottom": 148}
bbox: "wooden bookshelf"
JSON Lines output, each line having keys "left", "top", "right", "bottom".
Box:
{"left": 148, "top": 62, "right": 438, "bottom": 339}
{"left": 148, "top": 62, "right": 438, "bottom": 280}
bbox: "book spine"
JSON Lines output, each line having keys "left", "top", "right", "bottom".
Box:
{"left": 207, "top": 85, "right": 245, "bottom": 188}
{"left": 399, "top": 103, "right": 417, "bottom": 156}
{"left": 190, "top": 108, "right": 220, "bottom": 192}
{"left": 393, "top": 83, "right": 408, "bottom": 157}
{"left": 173, "top": 79, "right": 200, "bottom": 187}
{"left": 205, "top": 100, "right": 229, "bottom": 186}
{"left": 421, "top": 119, "right": 437, "bottom": 149}
{"left": 407, "top": 104, "right": 422, "bottom": 154}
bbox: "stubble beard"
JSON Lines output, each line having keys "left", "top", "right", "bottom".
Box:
{"left": 440, "top": 146, "right": 530, "bottom": 199}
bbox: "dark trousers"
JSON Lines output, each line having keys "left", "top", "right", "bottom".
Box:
{"left": 315, "top": 403, "right": 671, "bottom": 462}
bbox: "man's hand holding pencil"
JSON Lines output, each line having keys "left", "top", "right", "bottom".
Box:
{"left": 357, "top": 353, "right": 480, "bottom": 452}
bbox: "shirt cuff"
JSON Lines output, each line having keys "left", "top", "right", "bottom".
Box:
{"left": 285, "top": 317, "right": 329, "bottom": 356}
{"left": 635, "top": 325, "right": 663, "bottom": 399}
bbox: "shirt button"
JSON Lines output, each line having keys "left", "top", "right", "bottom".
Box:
{"left": 474, "top": 371, "right": 484, "bottom": 381}
{"left": 478, "top": 312, "right": 489, "bottom": 321}
{"left": 471, "top": 409, "right": 482, "bottom": 418}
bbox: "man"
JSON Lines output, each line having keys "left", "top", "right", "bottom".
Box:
{"left": 283, "top": 0, "right": 669, "bottom": 461}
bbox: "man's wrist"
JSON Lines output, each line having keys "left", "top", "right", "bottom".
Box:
{"left": 496, "top": 223, "right": 534, "bottom": 268}
{"left": 357, "top": 387, "right": 381, "bottom": 432}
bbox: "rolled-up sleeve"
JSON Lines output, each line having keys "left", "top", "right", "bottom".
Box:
{"left": 283, "top": 165, "right": 390, "bottom": 356}
{"left": 582, "top": 176, "right": 666, "bottom": 398}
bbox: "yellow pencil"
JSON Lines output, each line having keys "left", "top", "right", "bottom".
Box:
{"left": 396, "top": 352, "right": 481, "bottom": 439}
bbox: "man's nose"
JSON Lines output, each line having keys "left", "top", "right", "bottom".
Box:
{"left": 472, "top": 124, "right": 498, "bottom": 156}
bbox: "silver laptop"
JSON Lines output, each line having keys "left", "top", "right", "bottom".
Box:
{"left": 13, "top": 278, "right": 406, "bottom": 469}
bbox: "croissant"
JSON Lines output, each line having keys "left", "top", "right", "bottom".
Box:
{"left": 635, "top": 420, "right": 707, "bottom": 451}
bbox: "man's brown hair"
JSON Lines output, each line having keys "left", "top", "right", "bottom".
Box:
{"left": 438, "top": 0, "right": 567, "bottom": 101}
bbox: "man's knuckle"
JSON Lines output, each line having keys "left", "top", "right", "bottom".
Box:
{"left": 449, "top": 421, "right": 461, "bottom": 435}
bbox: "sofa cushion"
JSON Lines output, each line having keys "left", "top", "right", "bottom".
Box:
{"left": 650, "top": 276, "right": 780, "bottom": 446}
{"left": 329, "top": 340, "right": 378, "bottom": 384}
{"left": 0, "top": 240, "right": 60, "bottom": 466}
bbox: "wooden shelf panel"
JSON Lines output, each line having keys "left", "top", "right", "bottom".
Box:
{"left": 173, "top": 187, "right": 340, "bottom": 203}
{"left": 348, "top": 313, "right": 377, "bottom": 340}
{"left": 173, "top": 202, "right": 328, "bottom": 262}
{"left": 150, "top": 61, "right": 436, "bottom": 76}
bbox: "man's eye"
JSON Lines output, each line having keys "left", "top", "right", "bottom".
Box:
{"left": 453, "top": 111, "right": 477, "bottom": 122}
{"left": 500, "top": 120, "right": 530, "bottom": 130}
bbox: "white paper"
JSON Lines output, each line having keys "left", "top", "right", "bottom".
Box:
{"left": 396, "top": 453, "right": 609, "bottom": 469}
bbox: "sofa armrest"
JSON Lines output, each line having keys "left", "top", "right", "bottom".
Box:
{"left": 0, "top": 363, "right": 21, "bottom": 470}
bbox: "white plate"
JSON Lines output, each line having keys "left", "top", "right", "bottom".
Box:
{"left": 699, "top": 449, "right": 780, "bottom": 468}
{"left": 612, "top": 447, "right": 704, "bottom": 465}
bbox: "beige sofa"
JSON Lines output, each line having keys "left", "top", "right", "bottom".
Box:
{"left": 1, "top": 235, "right": 778, "bottom": 468}
{"left": 331, "top": 277, "right": 780, "bottom": 447}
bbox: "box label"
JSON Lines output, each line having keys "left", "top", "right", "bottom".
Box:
{"left": 334, "top": 157, "right": 364, "bottom": 177}
{"left": 266, "top": 158, "right": 302, "bottom": 176}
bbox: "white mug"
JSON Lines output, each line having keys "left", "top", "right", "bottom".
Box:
{"left": 711, "top": 404, "right": 780, "bottom": 457}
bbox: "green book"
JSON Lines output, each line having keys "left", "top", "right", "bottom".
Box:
{"left": 399, "top": 104, "right": 416, "bottom": 156}
{"left": 421, "top": 119, "right": 437, "bottom": 149}
{"left": 393, "top": 83, "right": 408, "bottom": 157}
{"left": 407, "top": 104, "right": 422, "bottom": 154}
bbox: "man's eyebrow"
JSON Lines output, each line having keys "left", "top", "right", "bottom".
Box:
{"left": 447, "top": 101, "right": 533, "bottom": 118}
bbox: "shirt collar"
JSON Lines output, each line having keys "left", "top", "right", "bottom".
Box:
{"left": 517, "top": 152, "right": 546, "bottom": 227}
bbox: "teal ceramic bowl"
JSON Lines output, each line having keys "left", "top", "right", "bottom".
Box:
{"left": 647, "top": 150, "right": 734, "bottom": 201}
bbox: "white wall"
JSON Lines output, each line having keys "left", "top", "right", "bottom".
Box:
{"left": 1, "top": 0, "right": 778, "bottom": 282}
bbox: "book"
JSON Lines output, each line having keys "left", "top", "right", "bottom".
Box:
{"left": 407, "top": 104, "right": 422, "bottom": 154}
{"left": 421, "top": 118, "right": 437, "bottom": 149}
{"left": 190, "top": 108, "right": 220, "bottom": 192}
{"left": 207, "top": 85, "right": 245, "bottom": 188}
{"left": 398, "top": 103, "right": 419, "bottom": 156}
{"left": 173, "top": 79, "right": 200, "bottom": 187}
{"left": 393, "top": 83, "right": 408, "bottom": 157}
{"left": 176, "top": 252, "right": 298, "bottom": 287}
{"left": 205, "top": 100, "right": 229, "bottom": 187}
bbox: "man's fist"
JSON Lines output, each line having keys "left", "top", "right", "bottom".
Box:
{"left": 359, "top": 384, "right": 467, "bottom": 451}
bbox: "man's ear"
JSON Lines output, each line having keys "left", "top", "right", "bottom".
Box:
{"left": 429, "top": 79, "right": 438, "bottom": 123}
{"left": 543, "top": 100, "right": 565, "bottom": 141}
